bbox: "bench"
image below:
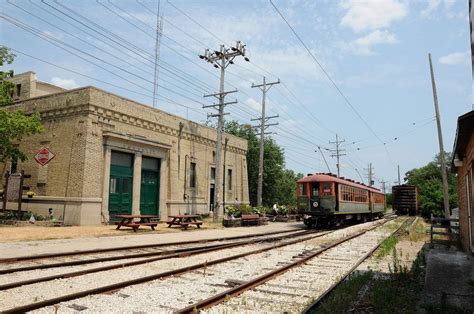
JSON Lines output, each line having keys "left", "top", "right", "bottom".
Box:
{"left": 166, "top": 215, "right": 203, "bottom": 230}
{"left": 115, "top": 215, "right": 159, "bottom": 232}
{"left": 120, "top": 222, "right": 158, "bottom": 232}
{"left": 166, "top": 221, "right": 203, "bottom": 230}
{"left": 241, "top": 214, "right": 260, "bottom": 226}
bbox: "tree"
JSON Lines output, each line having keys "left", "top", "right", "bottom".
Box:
{"left": 0, "top": 46, "right": 16, "bottom": 106}
{"left": 223, "top": 120, "right": 301, "bottom": 207}
{"left": 0, "top": 46, "right": 43, "bottom": 176}
{"left": 405, "top": 152, "right": 457, "bottom": 217}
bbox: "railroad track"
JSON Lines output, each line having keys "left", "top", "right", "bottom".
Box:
{"left": 0, "top": 218, "right": 398, "bottom": 313}
{"left": 0, "top": 227, "right": 334, "bottom": 313}
{"left": 186, "top": 216, "right": 415, "bottom": 313}
{"left": 0, "top": 228, "right": 303, "bottom": 265}
{"left": 0, "top": 229, "right": 316, "bottom": 292}
{"left": 0, "top": 230, "right": 312, "bottom": 275}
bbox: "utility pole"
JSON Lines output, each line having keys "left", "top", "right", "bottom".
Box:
{"left": 397, "top": 165, "right": 401, "bottom": 185}
{"left": 364, "top": 163, "right": 374, "bottom": 186}
{"left": 329, "top": 134, "right": 346, "bottom": 177}
{"left": 316, "top": 146, "right": 331, "bottom": 173}
{"left": 428, "top": 53, "right": 451, "bottom": 219}
{"left": 152, "top": 0, "right": 163, "bottom": 108}
{"left": 200, "top": 41, "right": 248, "bottom": 221}
{"left": 251, "top": 76, "right": 280, "bottom": 207}
{"left": 380, "top": 179, "right": 387, "bottom": 209}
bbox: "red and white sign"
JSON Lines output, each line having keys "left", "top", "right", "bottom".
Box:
{"left": 34, "top": 147, "right": 56, "bottom": 166}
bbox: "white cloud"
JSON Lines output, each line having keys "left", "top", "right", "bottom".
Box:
{"left": 245, "top": 98, "right": 261, "bottom": 112}
{"left": 50, "top": 77, "right": 80, "bottom": 89}
{"left": 345, "top": 30, "right": 399, "bottom": 55}
{"left": 340, "top": 0, "right": 408, "bottom": 32}
{"left": 420, "top": 0, "right": 441, "bottom": 18}
{"left": 438, "top": 51, "right": 470, "bottom": 66}
{"left": 420, "top": 0, "right": 459, "bottom": 19}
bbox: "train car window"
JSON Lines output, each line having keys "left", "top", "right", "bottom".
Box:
{"left": 312, "top": 183, "right": 319, "bottom": 197}
{"left": 321, "top": 182, "right": 332, "bottom": 195}
{"left": 298, "top": 183, "right": 305, "bottom": 196}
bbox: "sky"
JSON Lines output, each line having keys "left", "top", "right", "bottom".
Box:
{"left": 1, "top": 0, "right": 472, "bottom": 191}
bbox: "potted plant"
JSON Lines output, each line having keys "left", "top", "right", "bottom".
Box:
{"left": 26, "top": 191, "right": 36, "bottom": 198}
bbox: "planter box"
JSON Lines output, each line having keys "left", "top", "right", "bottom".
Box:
{"left": 223, "top": 218, "right": 241, "bottom": 227}
{"left": 0, "top": 220, "right": 65, "bottom": 227}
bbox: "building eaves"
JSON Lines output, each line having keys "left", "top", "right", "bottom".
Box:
{"left": 452, "top": 110, "right": 474, "bottom": 169}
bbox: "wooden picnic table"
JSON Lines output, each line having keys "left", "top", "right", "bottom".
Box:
{"left": 115, "top": 214, "right": 159, "bottom": 232}
{"left": 166, "top": 214, "right": 203, "bottom": 230}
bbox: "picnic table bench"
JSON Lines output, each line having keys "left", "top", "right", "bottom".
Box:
{"left": 115, "top": 214, "right": 159, "bottom": 232}
{"left": 166, "top": 214, "right": 203, "bottom": 230}
{"left": 241, "top": 214, "right": 260, "bottom": 226}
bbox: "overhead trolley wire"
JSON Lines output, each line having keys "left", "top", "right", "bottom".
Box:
{"left": 1, "top": 14, "right": 213, "bottom": 108}
{"left": 42, "top": 0, "right": 214, "bottom": 93}
{"left": 9, "top": 48, "right": 209, "bottom": 118}
{"left": 269, "top": 0, "right": 385, "bottom": 146}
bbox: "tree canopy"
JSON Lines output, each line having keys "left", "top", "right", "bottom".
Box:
{"left": 405, "top": 152, "right": 457, "bottom": 217}
{"left": 0, "top": 46, "right": 43, "bottom": 175}
{"left": 224, "top": 120, "right": 303, "bottom": 207}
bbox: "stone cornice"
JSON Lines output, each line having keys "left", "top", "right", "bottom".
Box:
{"left": 8, "top": 87, "right": 248, "bottom": 156}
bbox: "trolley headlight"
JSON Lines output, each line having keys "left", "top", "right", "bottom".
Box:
{"left": 313, "top": 201, "right": 319, "bottom": 207}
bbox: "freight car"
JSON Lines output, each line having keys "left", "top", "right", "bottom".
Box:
{"left": 297, "top": 173, "right": 385, "bottom": 228}
{"left": 392, "top": 184, "right": 418, "bottom": 216}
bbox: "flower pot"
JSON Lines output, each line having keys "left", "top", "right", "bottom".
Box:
{"left": 27, "top": 194, "right": 33, "bottom": 198}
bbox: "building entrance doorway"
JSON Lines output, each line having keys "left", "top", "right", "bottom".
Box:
{"left": 140, "top": 157, "right": 160, "bottom": 216}
{"left": 108, "top": 151, "right": 133, "bottom": 221}
{"left": 209, "top": 184, "right": 215, "bottom": 213}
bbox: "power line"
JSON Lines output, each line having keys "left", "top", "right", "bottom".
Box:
{"left": 41, "top": 0, "right": 214, "bottom": 93}
{"left": 9, "top": 48, "right": 209, "bottom": 118}
{"left": 269, "top": 0, "right": 385, "bottom": 146}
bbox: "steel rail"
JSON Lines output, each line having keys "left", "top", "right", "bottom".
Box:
{"left": 176, "top": 218, "right": 398, "bottom": 313}
{"left": 302, "top": 217, "right": 416, "bottom": 313}
{"left": 1, "top": 229, "right": 336, "bottom": 314}
{"left": 0, "top": 230, "right": 314, "bottom": 290}
{"left": 0, "top": 230, "right": 312, "bottom": 275}
{"left": 0, "top": 228, "right": 303, "bottom": 263}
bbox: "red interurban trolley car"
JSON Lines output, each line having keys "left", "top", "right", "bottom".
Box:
{"left": 297, "top": 173, "right": 385, "bottom": 227}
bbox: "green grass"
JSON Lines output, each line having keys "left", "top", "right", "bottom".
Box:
{"left": 377, "top": 235, "right": 398, "bottom": 258}
{"left": 312, "top": 271, "right": 374, "bottom": 314}
{"left": 314, "top": 248, "right": 426, "bottom": 314}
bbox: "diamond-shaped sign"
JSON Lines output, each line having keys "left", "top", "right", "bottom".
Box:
{"left": 34, "top": 147, "right": 56, "bottom": 166}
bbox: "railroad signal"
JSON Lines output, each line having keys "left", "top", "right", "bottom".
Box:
{"left": 34, "top": 147, "right": 55, "bottom": 166}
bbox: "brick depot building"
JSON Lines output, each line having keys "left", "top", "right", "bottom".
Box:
{"left": 3, "top": 72, "right": 249, "bottom": 225}
{"left": 452, "top": 110, "right": 474, "bottom": 253}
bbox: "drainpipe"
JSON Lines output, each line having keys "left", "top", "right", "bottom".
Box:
{"left": 183, "top": 155, "right": 188, "bottom": 201}
{"left": 223, "top": 137, "right": 228, "bottom": 216}
{"left": 177, "top": 122, "right": 184, "bottom": 178}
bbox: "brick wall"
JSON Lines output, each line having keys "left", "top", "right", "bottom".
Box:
{"left": 1, "top": 85, "right": 249, "bottom": 223}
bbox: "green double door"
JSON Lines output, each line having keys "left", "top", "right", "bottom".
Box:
{"left": 108, "top": 152, "right": 160, "bottom": 220}
{"left": 140, "top": 157, "right": 160, "bottom": 216}
{"left": 108, "top": 164, "right": 133, "bottom": 221}
{"left": 140, "top": 169, "right": 160, "bottom": 216}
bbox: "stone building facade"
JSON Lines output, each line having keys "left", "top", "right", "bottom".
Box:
{"left": 2, "top": 72, "right": 249, "bottom": 225}
{"left": 452, "top": 110, "right": 474, "bottom": 253}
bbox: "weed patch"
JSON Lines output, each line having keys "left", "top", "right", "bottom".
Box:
{"left": 315, "top": 271, "right": 374, "bottom": 314}
{"left": 378, "top": 235, "right": 398, "bottom": 258}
